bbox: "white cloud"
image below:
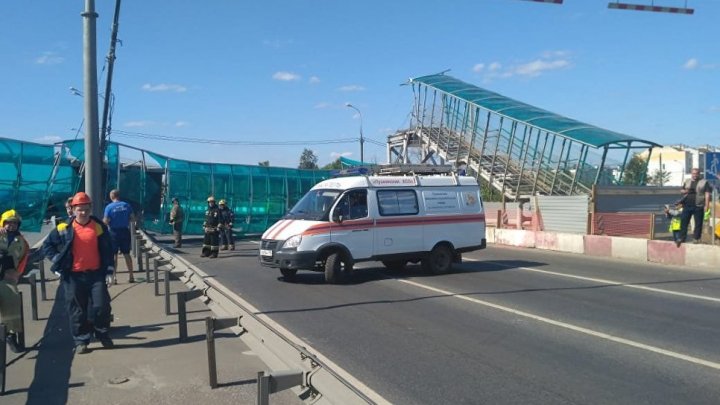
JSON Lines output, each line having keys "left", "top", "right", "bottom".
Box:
{"left": 34, "top": 135, "right": 62, "bottom": 144}
{"left": 330, "top": 151, "right": 353, "bottom": 159}
{"left": 514, "top": 59, "right": 569, "bottom": 77}
{"left": 141, "top": 83, "right": 187, "bottom": 92}
{"left": 309, "top": 76, "right": 321, "bottom": 84}
{"left": 272, "top": 71, "right": 301, "bottom": 81}
{"left": 35, "top": 52, "right": 64, "bottom": 65}
{"left": 124, "top": 120, "right": 154, "bottom": 128}
{"left": 314, "top": 102, "right": 331, "bottom": 109}
{"left": 473, "top": 52, "right": 570, "bottom": 81}
{"left": 175, "top": 121, "right": 189, "bottom": 127}
{"left": 683, "top": 58, "right": 699, "bottom": 69}
{"left": 338, "top": 85, "right": 365, "bottom": 92}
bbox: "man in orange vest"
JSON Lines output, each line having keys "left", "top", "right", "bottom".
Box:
{"left": 42, "top": 192, "right": 115, "bottom": 354}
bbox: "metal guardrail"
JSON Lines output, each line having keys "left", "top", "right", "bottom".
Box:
{"left": 134, "top": 231, "right": 387, "bottom": 405}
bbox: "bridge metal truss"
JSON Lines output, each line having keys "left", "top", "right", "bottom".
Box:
{"left": 387, "top": 76, "right": 658, "bottom": 201}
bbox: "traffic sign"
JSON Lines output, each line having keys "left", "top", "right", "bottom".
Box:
{"left": 705, "top": 152, "right": 720, "bottom": 182}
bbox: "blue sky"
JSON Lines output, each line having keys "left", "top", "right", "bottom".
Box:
{"left": 1, "top": 0, "right": 718, "bottom": 168}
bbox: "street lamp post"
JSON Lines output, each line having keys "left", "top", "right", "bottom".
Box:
{"left": 345, "top": 103, "right": 364, "bottom": 164}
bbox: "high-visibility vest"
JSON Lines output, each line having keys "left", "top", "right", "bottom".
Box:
{"left": 669, "top": 217, "right": 682, "bottom": 232}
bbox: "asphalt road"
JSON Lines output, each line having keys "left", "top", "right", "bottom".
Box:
{"left": 175, "top": 239, "right": 720, "bottom": 405}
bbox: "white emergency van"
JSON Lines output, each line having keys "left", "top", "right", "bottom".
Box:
{"left": 259, "top": 171, "right": 486, "bottom": 283}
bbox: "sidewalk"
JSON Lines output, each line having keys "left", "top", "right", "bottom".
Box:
{"left": 2, "top": 257, "right": 300, "bottom": 404}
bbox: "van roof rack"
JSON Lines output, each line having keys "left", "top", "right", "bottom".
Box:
{"left": 374, "top": 164, "right": 455, "bottom": 176}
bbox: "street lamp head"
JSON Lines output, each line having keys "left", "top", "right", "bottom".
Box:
{"left": 345, "top": 102, "right": 353, "bottom": 107}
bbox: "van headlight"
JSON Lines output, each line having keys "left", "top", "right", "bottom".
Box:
{"left": 282, "top": 234, "right": 302, "bottom": 249}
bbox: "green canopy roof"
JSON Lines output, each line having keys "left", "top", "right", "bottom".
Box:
{"left": 410, "top": 74, "right": 660, "bottom": 149}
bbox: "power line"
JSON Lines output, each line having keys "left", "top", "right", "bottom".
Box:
{"left": 111, "top": 129, "right": 361, "bottom": 146}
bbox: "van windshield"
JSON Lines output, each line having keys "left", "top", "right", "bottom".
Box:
{"left": 285, "top": 189, "right": 341, "bottom": 220}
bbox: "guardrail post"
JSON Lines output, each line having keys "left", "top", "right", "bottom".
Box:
{"left": 28, "top": 274, "right": 39, "bottom": 321}
{"left": 136, "top": 238, "right": 144, "bottom": 276}
{"left": 164, "top": 269, "right": 171, "bottom": 315}
{"left": 206, "top": 316, "right": 239, "bottom": 389}
{"left": 153, "top": 258, "right": 160, "bottom": 296}
{"left": 177, "top": 289, "right": 204, "bottom": 342}
{"left": 1, "top": 323, "right": 6, "bottom": 395}
{"left": 39, "top": 260, "right": 47, "bottom": 301}
{"left": 257, "top": 370, "right": 304, "bottom": 405}
{"left": 17, "top": 292, "right": 25, "bottom": 349}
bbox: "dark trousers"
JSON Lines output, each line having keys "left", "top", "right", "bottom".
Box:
{"left": 203, "top": 230, "right": 219, "bottom": 251}
{"left": 679, "top": 205, "right": 704, "bottom": 241}
{"left": 172, "top": 222, "right": 183, "bottom": 246}
{"left": 219, "top": 227, "right": 234, "bottom": 247}
{"left": 63, "top": 270, "right": 112, "bottom": 345}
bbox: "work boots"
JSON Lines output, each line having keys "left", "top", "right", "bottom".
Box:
{"left": 230, "top": 244, "right": 235, "bottom": 251}
{"left": 200, "top": 247, "right": 210, "bottom": 257}
{"left": 210, "top": 250, "right": 219, "bottom": 258}
{"left": 221, "top": 245, "right": 228, "bottom": 251}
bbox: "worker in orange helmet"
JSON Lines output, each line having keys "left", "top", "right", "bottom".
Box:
{"left": 42, "top": 192, "right": 116, "bottom": 354}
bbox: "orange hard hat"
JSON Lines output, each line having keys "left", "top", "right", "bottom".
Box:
{"left": 71, "top": 192, "right": 92, "bottom": 206}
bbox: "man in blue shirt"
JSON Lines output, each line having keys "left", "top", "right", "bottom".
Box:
{"left": 103, "top": 189, "right": 135, "bottom": 283}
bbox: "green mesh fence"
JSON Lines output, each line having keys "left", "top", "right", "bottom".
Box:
{"left": 0, "top": 137, "right": 331, "bottom": 237}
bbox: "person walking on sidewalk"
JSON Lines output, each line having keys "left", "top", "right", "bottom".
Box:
{"left": 169, "top": 197, "right": 184, "bottom": 248}
{"left": 42, "top": 192, "right": 115, "bottom": 354}
{"left": 0, "top": 210, "right": 29, "bottom": 353}
{"left": 679, "top": 168, "right": 711, "bottom": 244}
{"left": 103, "top": 189, "right": 135, "bottom": 283}
{"left": 217, "top": 199, "right": 235, "bottom": 251}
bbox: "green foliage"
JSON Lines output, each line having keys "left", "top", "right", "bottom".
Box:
{"left": 622, "top": 153, "right": 647, "bottom": 186}
{"left": 647, "top": 168, "right": 671, "bottom": 186}
{"left": 321, "top": 158, "right": 343, "bottom": 170}
{"left": 298, "top": 148, "right": 319, "bottom": 169}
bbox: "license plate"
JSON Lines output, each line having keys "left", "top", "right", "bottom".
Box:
{"left": 260, "top": 249, "right": 273, "bottom": 257}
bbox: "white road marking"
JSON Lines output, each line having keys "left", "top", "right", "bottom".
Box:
{"left": 467, "top": 258, "right": 720, "bottom": 304}
{"left": 398, "top": 278, "right": 720, "bottom": 371}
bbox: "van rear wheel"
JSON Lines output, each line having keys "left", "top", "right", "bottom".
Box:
{"left": 422, "top": 245, "right": 453, "bottom": 275}
{"left": 280, "top": 268, "right": 297, "bottom": 280}
{"left": 325, "top": 252, "right": 352, "bottom": 284}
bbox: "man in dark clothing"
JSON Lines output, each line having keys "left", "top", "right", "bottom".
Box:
{"left": 217, "top": 199, "right": 235, "bottom": 251}
{"left": 42, "top": 192, "right": 115, "bottom": 354}
{"left": 169, "top": 197, "right": 185, "bottom": 248}
{"left": 679, "top": 168, "right": 712, "bottom": 244}
{"left": 202, "top": 196, "right": 220, "bottom": 258}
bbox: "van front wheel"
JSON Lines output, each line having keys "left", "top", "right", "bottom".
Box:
{"left": 325, "top": 252, "right": 352, "bottom": 284}
{"left": 422, "top": 245, "right": 453, "bottom": 275}
{"left": 280, "top": 268, "right": 297, "bottom": 280}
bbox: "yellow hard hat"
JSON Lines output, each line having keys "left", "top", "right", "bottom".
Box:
{"left": 1, "top": 209, "right": 22, "bottom": 227}
{"left": 219, "top": 199, "right": 226, "bottom": 205}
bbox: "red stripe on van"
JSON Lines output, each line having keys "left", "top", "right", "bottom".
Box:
{"left": 268, "top": 219, "right": 294, "bottom": 239}
{"left": 300, "top": 215, "right": 485, "bottom": 236}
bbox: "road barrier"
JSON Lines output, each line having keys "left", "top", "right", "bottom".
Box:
{"left": 135, "top": 230, "right": 382, "bottom": 404}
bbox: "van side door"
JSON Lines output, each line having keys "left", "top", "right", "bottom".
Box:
{"left": 373, "top": 189, "right": 423, "bottom": 256}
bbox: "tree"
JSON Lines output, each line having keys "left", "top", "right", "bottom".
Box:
{"left": 321, "top": 158, "right": 343, "bottom": 170}
{"left": 298, "top": 148, "right": 318, "bottom": 169}
{"left": 622, "top": 153, "right": 647, "bottom": 186}
{"left": 258, "top": 160, "right": 269, "bottom": 167}
{"left": 647, "top": 168, "right": 672, "bottom": 186}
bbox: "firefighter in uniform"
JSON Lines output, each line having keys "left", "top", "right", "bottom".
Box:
{"left": 201, "top": 196, "right": 220, "bottom": 258}
{"left": 217, "top": 199, "right": 235, "bottom": 251}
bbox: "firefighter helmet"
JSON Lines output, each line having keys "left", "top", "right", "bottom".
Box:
{"left": 219, "top": 199, "right": 226, "bottom": 205}
{"left": 71, "top": 192, "right": 92, "bottom": 206}
{"left": 207, "top": 196, "right": 216, "bottom": 203}
{"left": 0, "top": 209, "right": 22, "bottom": 227}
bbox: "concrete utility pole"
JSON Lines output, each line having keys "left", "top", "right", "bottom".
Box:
{"left": 82, "top": 0, "right": 103, "bottom": 216}
{"left": 345, "top": 103, "right": 365, "bottom": 164}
